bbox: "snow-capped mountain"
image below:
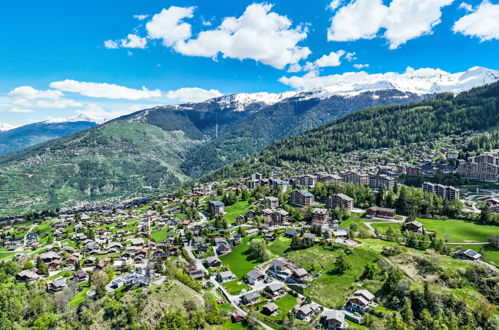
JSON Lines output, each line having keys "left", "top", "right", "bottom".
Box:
{"left": 192, "top": 66, "right": 499, "bottom": 109}
{"left": 0, "top": 123, "right": 17, "bottom": 132}
{"left": 208, "top": 92, "right": 298, "bottom": 111}
{"left": 279, "top": 66, "right": 499, "bottom": 98}
{"left": 43, "top": 113, "right": 101, "bottom": 124}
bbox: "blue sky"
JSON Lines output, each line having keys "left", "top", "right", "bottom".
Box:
{"left": 0, "top": 0, "right": 498, "bottom": 126}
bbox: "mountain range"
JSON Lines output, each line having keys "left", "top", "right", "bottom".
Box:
{"left": 0, "top": 66, "right": 498, "bottom": 217}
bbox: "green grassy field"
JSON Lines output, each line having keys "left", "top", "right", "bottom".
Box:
{"left": 286, "top": 245, "right": 382, "bottom": 308}
{"left": 222, "top": 280, "right": 251, "bottom": 295}
{"left": 69, "top": 288, "right": 90, "bottom": 308}
{"left": 151, "top": 228, "right": 172, "bottom": 243}
{"left": 220, "top": 237, "right": 261, "bottom": 279}
{"left": 459, "top": 244, "right": 499, "bottom": 267}
{"left": 223, "top": 201, "right": 252, "bottom": 224}
{"left": 417, "top": 218, "right": 499, "bottom": 243}
{"left": 267, "top": 236, "right": 292, "bottom": 256}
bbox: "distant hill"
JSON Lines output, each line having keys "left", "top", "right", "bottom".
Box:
{"left": 204, "top": 81, "right": 499, "bottom": 182}
{"left": 0, "top": 120, "right": 97, "bottom": 156}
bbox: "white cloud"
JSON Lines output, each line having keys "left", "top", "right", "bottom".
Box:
{"left": 459, "top": 2, "right": 473, "bottom": 11}
{"left": 165, "top": 87, "right": 222, "bottom": 103}
{"left": 173, "top": 3, "right": 310, "bottom": 70}
{"left": 328, "top": 0, "right": 453, "bottom": 49}
{"left": 353, "top": 63, "right": 369, "bottom": 69}
{"left": 453, "top": 1, "right": 499, "bottom": 41}
{"left": 34, "top": 99, "right": 82, "bottom": 109}
{"left": 329, "top": 0, "right": 343, "bottom": 11}
{"left": 9, "top": 86, "right": 62, "bottom": 100}
{"left": 328, "top": 0, "right": 387, "bottom": 42}
{"left": 8, "top": 86, "right": 81, "bottom": 112}
{"left": 145, "top": 6, "right": 195, "bottom": 47}
{"left": 10, "top": 108, "right": 34, "bottom": 113}
{"left": 49, "top": 80, "right": 162, "bottom": 100}
{"left": 383, "top": 0, "right": 454, "bottom": 49}
{"left": 120, "top": 34, "right": 147, "bottom": 49}
{"left": 344, "top": 52, "right": 356, "bottom": 61}
{"left": 104, "top": 40, "right": 119, "bottom": 49}
{"left": 133, "top": 14, "right": 149, "bottom": 21}
{"left": 315, "top": 50, "right": 346, "bottom": 67}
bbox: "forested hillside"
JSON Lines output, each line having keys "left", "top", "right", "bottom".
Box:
{"left": 0, "top": 90, "right": 423, "bottom": 217}
{"left": 204, "top": 82, "right": 499, "bottom": 181}
{"left": 181, "top": 90, "right": 424, "bottom": 177}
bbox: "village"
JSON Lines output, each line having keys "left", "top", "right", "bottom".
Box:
{"left": 0, "top": 151, "right": 498, "bottom": 329}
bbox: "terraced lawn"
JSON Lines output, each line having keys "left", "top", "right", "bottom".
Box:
{"left": 287, "top": 245, "right": 383, "bottom": 308}
{"left": 220, "top": 237, "right": 261, "bottom": 279}
{"left": 224, "top": 201, "right": 252, "bottom": 224}
{"left": 417, "top": 218, "right": 499, "bottom": 243}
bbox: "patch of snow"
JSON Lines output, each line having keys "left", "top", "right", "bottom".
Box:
{"left": 0, "top": 123, "right": 17, "bottom": 131}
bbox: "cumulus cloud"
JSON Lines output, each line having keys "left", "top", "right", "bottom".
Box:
{"left": 104, "top": 40, "right": 119, "bottom": 49}
{"left": 120, "top": 34, "right": 147, "bottom": 49}
{"left": 146, "top": 6, "right": 195, "bottom": 47}
{"left": 315, "top": 50, "right": 346, "bottom": 67}
{"left": 453, "top": 1, "right": 499, "bottom": 41}
{"left": 329, "top": 0, "right": 343, "bottom": 11}
{"left": 173, "top": 3, "right": 310, "bottom": 70}
{"left": 458, "top": 2, "right": 473, "bottom": 11}
{"left": 328, "top": 0, "right": 453, "bottom": 49}
{"left": 328, "top": 0, "right": 387, "bottom": 42}
{"left": 165, "top": 87, "right": 222, "bottom": 103}
{"left": 49, "top": 80, "right": 162, "bottom": 100}
{"left": 8, "top": 86, "right": 81, "bottom": 112}
{"left": 9, "top": 86, "right": 62, "bottom": 100}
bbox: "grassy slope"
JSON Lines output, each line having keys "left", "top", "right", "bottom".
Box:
{"left": 0, "top": 121, "right": 203, "bottom": 216}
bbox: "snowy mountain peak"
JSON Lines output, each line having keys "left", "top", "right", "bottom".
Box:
{"left": 208, "top": 91, "right": 298, "bottom": 111}
{"left": 0, "top": 123, "right": 17, "bottom": 132}
{"left": 280, "top": 66, "right": 499, "bottom": 98}
{"left": 43, "top": 114, "right": 101, "bottom": 124}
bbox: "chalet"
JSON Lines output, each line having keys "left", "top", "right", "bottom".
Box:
{"left": 74, "top": 270, "right": 88, "bottom": 282}
{"left": 47, "top": 277, "right": 67, "bottom": 293}
{"left": 241, "top": 291, "right": 260, "bottom": 305}
{"left": 262, "top": 302, "right": 279, "bottom": 316}
{"left": 168, "top": 245, "right": 181, "bottom": 256}
{"left": 404, "top": 221, "right": 424, "bottom": 234}
{"left": 188, "top": 269, "right": 205, "bottom": 281}
{"left": 206, "top": 256, "right": 222, "bottom": 268}
{"left": 196, "top": 243, "right": 209, "bottom": 254}
{"left": 323, "top": 310, "right": 348, "bottom": 329}
{"left": 245, "top": 269, "right": 265, "bottom": 285}
{"left": 346, "top": 290, "right": 376, "bottom": 312}
{"left": 16, "top": 270, "right": 41, "bottom": 282}
{"left": 292, "top": 268, "right": 309, "bottom": 280}
{"left": 366, "top": 207, "right": 396, "bottom": 219}
{"left": 296, "top": 303, "right": 321, "bottom": 320}
{"left": 130, "top": 238, "right": 145, "bottom": 246}
{"left": 217, "top": 242, "right": 231, "bottom": 255}
{"left": 39, "top": 251, "right": 61, "bottom": 263}
{"left": 312, "top": 208, "right": 330, "bottom": 225}
{"left": 453, "top": 249, "right": 482, "bottom": 261}
{"left": 208, "top": 201, "right": 225, "bottom": 216}
{"left": 326, "top": 194, "right": 354, "bottom": 210}
{"left": 264, "top": 196, "right": 279, "bottom": 208}
{"left": 284, "top": 230, "right": 297, "bottom": 238}
{"left": 270, "top": 259, "right": 287, "bottom": 272}
{"left": 264, "top": 283, "right": 284, "bottom": 297}
{"left": 217, "top": 271, "right": 236, "bottom": 283}
{"left": 289, "top": 190, "right": 314, "bottom": 207}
